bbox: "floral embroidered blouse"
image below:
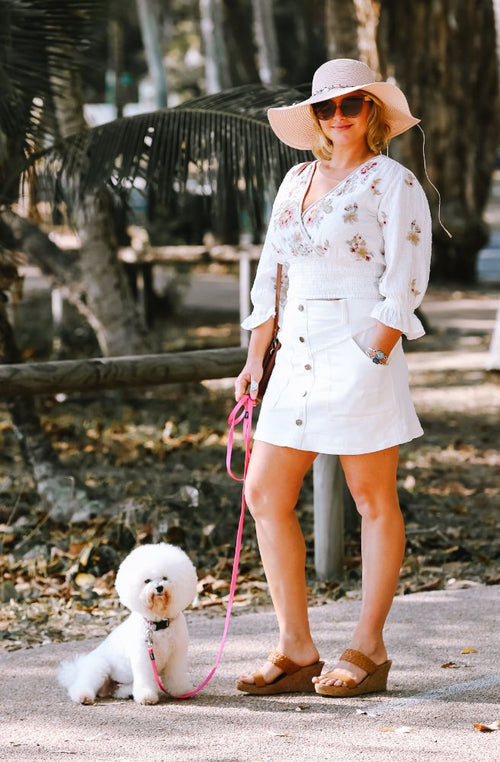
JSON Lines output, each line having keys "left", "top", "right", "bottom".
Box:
{"left": 241, "top": 155, "right": 432, "bottom": 340}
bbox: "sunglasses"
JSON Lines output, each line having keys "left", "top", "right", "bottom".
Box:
{"left": 312, "top": 95, "right": 372, "bottom": 121}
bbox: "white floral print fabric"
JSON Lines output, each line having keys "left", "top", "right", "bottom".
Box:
{"left": 241, "top": 155, "right": 432, "bottom": 339}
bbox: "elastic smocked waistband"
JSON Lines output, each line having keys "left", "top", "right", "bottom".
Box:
{"left": 284, "top": 296, "right": 382, "bottom": 325}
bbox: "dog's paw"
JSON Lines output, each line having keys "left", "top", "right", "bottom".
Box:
{"left": 76, "top": 693, "right": 96, "bottom": 705}
{"left": 134, "top": 691, "right": 159, "bottom": 705}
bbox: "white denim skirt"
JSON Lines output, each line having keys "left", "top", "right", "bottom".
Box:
{"left": 254, "top": 297, "right": 423, "bottom": 455}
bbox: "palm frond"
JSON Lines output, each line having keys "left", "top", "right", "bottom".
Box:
{"left": 37, "top": 84, "right": 312, "bottom": 236}
{"left": 0, "top": 0, "right": 105, "bottom": 149}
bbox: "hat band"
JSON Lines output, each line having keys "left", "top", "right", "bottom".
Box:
{"left": 312, "top": 83, "right": 364, "bottom": 97}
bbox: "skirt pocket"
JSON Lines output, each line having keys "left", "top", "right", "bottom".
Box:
{"left": 327, "top": 336, "right": 396, "bottom": 419}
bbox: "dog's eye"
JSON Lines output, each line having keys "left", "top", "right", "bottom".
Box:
{"left": 162, "top": 576, "right": 168, "bottom": 581}
{"left": 144, "top": 578, "right": 151, "bottom": 584}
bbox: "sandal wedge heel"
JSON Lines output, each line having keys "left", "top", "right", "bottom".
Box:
{"left": 236, "top": 650, "right": 324, "bottom": 695}
{"left": 314, "top": 648, "right": 391, "bottom": 698}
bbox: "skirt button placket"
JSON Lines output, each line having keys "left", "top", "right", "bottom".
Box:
{"left": 295, "top": 302, "right": 311, "bottom": 443}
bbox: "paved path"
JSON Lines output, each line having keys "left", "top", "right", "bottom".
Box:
{"left": 1, "top": 585, "right": 499, "bottom": 762}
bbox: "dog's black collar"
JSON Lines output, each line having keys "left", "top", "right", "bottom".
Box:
{"left": 145, "top": 618, "right": 170, "bottom": 631}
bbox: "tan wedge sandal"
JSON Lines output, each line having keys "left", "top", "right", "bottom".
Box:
{"left": 236, "top": 650, "right": 324, "bottom": 695}
{"left": 314, "top": 648, "right": 391, "bottom": 697}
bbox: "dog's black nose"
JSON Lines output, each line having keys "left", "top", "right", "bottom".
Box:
{"left": 155, "top": 584, "right": 164, "bottom": 593}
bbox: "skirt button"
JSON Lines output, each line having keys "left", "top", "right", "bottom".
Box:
{"left": 299, "top": 336, "right": 305, "bottom": 342}
{"left": 304, "top": 364, "right": 312, "bottom": 370}
{"left": 298, "top": 304, "right": 304, "bottom": 311}
{"left": 295, "top": 419, "right": 303, "bottom": 426}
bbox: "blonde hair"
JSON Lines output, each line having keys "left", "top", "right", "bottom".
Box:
{"left": 309, "top": 92, "right": 391, "bottom": 160}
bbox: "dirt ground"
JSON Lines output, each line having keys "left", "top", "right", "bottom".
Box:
{"left": 0, "top": 277, "right": 499, "bottom": 653}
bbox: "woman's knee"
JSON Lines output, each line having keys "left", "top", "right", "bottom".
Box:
{"left": 243, "top": 476, "right": 268, "bottom": 520}
{"left": 244, "top": 474, "right": 296, "bottom": 522}
{"left": 243, "top": 442, "right": 314, "bottom": 522}
{"left": 341, "top": 449, "right": 400, "bottom": 520}
{"left": 349, "top": 482, "right": 400, "bottom": 521}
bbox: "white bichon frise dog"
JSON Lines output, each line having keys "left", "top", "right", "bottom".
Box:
{"left": 58, "top": 543, "right": 198, "bottom": 705}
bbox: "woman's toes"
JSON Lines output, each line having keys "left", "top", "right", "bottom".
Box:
{"left": 314, "top": 667, "right": 361, "bottom": 688}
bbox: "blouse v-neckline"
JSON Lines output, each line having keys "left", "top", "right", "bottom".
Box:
{"left": 300, "top": 156, "right": 377, "bottom": 217}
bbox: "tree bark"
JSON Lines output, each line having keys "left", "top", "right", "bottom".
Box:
{"left": 354, "top": 0, "right": 380, "bottom": 72}
{"left": 325, "top": 0, "right": 360, "bottom": 59}
{"left": 1, "top": 208, "right": 143, "bottom": 353}
{"left": 74, "top": 193, "right": 151, "bottom": 356}
{"left": 275, "top": 0, "right": 328, "bottom": 84}
{"left": 0, "top": 209, "right": 80, "bottom": 286}
{"left": 251, "top": 0, "right": 279, "bottom": 84}
{"left": 377, "top": 0, "right": 499, "bottom": 282}
{"left": 222, "top": 0, "right": 260, "bottom": 85}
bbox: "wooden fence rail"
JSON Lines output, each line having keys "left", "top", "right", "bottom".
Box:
{"left": 0, "top": 347, "right": 247, "bottom": 397}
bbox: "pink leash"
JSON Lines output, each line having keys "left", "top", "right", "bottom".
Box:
{"left": 147, "top": 394, "right": 254, "bottom": 698}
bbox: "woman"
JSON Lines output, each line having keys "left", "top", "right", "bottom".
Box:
{"left": 234, "top": 58, "right": 432, "bottom": 697}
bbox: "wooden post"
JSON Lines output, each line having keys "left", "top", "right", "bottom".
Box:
{"left": 486, "top": 302, "right": 500, "bottom": 370}
{"left": 239, "top": 248, "right": 251, "bottom": 347}
{"left": 313, "top": 453, "right": 344, "bottom": 580}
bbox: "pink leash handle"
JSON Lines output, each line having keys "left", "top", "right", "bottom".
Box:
{"left": 150, "top": 394, "right": 254, "bottom": 699}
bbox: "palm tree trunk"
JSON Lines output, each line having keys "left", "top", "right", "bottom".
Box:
{"left": 74, "top": 193, "right": 150, "bottom": 356}
{"left": 49, "top": 43, "right": 152, "bottom": 355}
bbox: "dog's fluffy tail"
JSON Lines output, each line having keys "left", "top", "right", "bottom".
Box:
{"left": 57, "top": 657, "right": 80, "bottom": 689}
{"left": 58, "top": 653, "right": 110, "bottom": 704}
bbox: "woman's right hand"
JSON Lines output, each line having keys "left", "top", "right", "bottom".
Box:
{"left": 235, "top": 361, "right": 263, "bottom": 403}
{"left": 236, "top": 317, "right": 274, "bottom": 402}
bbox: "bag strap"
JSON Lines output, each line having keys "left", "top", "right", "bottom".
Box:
{"left": 271, "top": 263, "right": 283, "bottom": 340}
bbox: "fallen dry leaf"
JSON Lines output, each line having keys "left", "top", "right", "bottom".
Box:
{"left": 460, "top": 647, "right": 477, "bottom": 654}
{"left": 74, "top": 573, "right": 96, "bottom": 589}
{"left": 379, "top": 726, "right": 414, "bottom": 734}
{"left": 473, "top": 721, "right": 500, "bottom": 732}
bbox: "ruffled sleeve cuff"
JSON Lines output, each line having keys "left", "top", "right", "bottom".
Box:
{"left": 370, "top": 299, "right": 425, "bottom": 340}
{"left": 241, "top": 305, "right": 276, "bottom": 331}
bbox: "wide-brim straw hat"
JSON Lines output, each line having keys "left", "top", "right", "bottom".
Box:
{"left": 268, "top": 58, "right": 420, "bottom": 149}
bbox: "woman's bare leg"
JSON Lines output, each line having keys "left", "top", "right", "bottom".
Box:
{"left": 239, "top": 440, "right": 319, "bottom": 684}
{"left": 314, "top": 445, "right": 404, "bottom": 687}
